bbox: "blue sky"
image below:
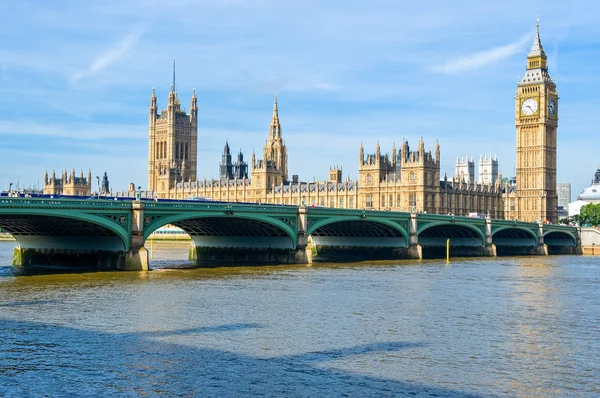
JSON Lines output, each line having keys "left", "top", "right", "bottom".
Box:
{"left": 1, "top": 0, "right": 599, "bottom": 201}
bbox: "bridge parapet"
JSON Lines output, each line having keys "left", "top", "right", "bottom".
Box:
{"left": 0, "top": 199, "right": 583, "bottom": 270}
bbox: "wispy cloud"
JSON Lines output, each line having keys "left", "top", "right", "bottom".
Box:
{"left": 70, "top": 26, "right": 146, "bottom": 83}
{"left": 432, "top": 33, "right": 531, "bottom": 74}
{"left": 0, "top": 120, "right": 146, "bottom": 140}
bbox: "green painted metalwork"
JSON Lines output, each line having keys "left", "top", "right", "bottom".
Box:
{"left": 542, "top": 225, "right": 578, "bottom": 245}
{"left": 0, "top": 198, "right": 131, "bottom": 250}
{"left": 306, "top": 216, "right": 409, "bottom": 245}
{"left": 491, "top": 225, "right": 539, "bottom": 245}
{"left": 143, "top": 202, "right": 298, "bottom": 247}
{"left": 416, "top": 214, "right": 486, "bottom": 246}
{"left": 491, "top": 220, "right": 538, "bottom": 236}
{"left": 0, "top": 198, "right": 581, "bottom": 255}
{"left": 304, "top": 208, "right": 410, "bottom": 245}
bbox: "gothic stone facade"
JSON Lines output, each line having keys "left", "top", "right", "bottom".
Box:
{"left": 505, "top": 19, "right": 559, "bottom": 223}
{"left": 149, "top": 20, "right": 555, "bottom": 222}
{"left": 147, "top": 85, "right": 198, "bottom": 195}
{"left": 44, "top": 169, "right": 92, "bottom": 196}
{"left": 150, "top": 94, "right": 503, "bottom": 217}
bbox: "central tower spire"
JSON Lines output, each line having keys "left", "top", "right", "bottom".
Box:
{"left": 526, "top": 16, "right": 547, "bottom": 71}
{"left": 271, "top": 93, "right": 280, "bottom": 137}
{"left": 172, "top": 57, "right": 176, "bottom": 92}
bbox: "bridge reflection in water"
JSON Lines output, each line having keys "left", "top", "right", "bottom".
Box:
{"left": 0, "top": 198, "right": 579, "bottom": 271}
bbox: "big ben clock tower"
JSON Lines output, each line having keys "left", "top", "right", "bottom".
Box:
{"left": 515, "top": 18, "right": 558, "bottom": 223}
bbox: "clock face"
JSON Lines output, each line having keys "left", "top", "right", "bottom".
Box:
{"left": 521, "top": 98, "right": 538, "bottom": 116}
{"left": 548, "top": 99, "right": 556, "bottom": 116}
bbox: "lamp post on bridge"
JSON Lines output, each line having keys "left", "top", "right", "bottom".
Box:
{"left": 9, "top": 182, "right": 13, "bottom": 195}
{"left": 96, "top": 176, "right": 100, "bottom": 199}
{"left": 136, "top": 186, "right": 142, "bottom": 201}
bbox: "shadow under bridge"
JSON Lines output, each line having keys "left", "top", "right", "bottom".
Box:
{"left": 307, "top": 218, "right": 409, "bottom": 261}
{"left": 418, "top": 222, "right": 485, "bottom": 258}
{"left": 0, "top": 214, "right": 128, "bottom": 252}
{"left": 0, "top": 212, "right": 130, "bottom": 268}
{"left": 144, "top": 212, "right": 301, "bottom": 265}
{"left": 169, "top": 216, "right": 296, "bottom": 249}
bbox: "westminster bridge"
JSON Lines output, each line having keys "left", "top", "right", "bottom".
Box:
{"left": 0, "top": 197, "right": 580, "bottom": 271}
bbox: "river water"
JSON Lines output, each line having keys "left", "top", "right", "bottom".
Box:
{"left": 0, "top": 240, "right": 598, "bottom": 397}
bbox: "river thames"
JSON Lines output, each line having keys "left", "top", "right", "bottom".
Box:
{"left": 0, "top": 240, "right": 598, "bottom": 397}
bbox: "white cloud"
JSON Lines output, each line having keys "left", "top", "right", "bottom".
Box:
{"left": 432, "top": 34, "right": 531, "bottom": 74}
{"left": 0, "top": 120, "right": 146, "bottom": 140}
{"left": 70, "top": 26, "right": 146, "bottom": 83}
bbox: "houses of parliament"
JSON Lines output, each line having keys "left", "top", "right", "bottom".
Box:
{"left": 146, "top": 20, "right": 558, "bottom": 223}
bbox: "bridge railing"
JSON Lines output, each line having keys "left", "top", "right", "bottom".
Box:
{"left": 143, "top": 201, "right": 298, "bottom": 214}
{"left": 0, "top": 197, "right": 132, "bottom": 209}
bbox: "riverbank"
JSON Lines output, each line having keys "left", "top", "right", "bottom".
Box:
{"left": 582, "top": 246, "right": 600, "bottom": 255}
{"left": 147, "top": 234, "right": 191, "bottom": 241}
{"left": 0, "top": 233, "right": 15, "bottom": 241}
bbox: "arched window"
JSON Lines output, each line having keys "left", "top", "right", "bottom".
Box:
{"left": 366, "top": 174, "right": 372, "bottom": 184}
{"left": 409, "top": 172, "right": 416, "bottom": 183}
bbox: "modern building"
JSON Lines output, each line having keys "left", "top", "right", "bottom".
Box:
{"left": 557, "top": 182, "right": 571, "bottom": 218}
{"left": 557, "top": 183, "right": 571, "bottom": 207}
{"left": 43, "top": 169, "right": 92, "bottom": 196}
{"left": 569, "top": 167, "right": 600, "bottom": 217}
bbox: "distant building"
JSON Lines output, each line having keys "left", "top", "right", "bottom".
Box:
{"left": 478, "top": 154, "right": 499, "bottom": 186}
{"left": 219, "top": 141, "right": 248, "bottom": 181}
{"left": 43, "top": 169, "right": 92, "bottom": 196}
{"left": 556, "top": 183, "right": 571, "bottom": 218}
{"left": 100, "top": 171, "right": 110, "bottom": 195}
{"left": 569, "top": 167, "right": 600, "bottom": 217}
{"left": 455, "top": 156, "right": 475, "bottom": 185}
{"left": 557, "top": 183, "right": 571, "bottom": 207}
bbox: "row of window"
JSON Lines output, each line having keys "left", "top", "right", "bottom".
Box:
{"left": 155, "top": 141, "right": 190, "bottom": 161}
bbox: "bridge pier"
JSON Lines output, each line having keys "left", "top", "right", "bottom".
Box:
{"left": 189, "top": 246, "right": 309, "bottom": 265}
{"left": 13, "top": 247, "right": 129, "bottom": 270}
{"left": 408, "top": 214, "right": 423, "bottom": 259}
{"left": 483, "top": 244, "right": 497, "bottom": 257}
{"left": 122, "top": 201, "right": 149, "bottom": 271}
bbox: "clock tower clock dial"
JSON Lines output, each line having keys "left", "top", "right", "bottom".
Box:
{"left": 548, "top": 98, "right": 556, "bottom": 116}
{"left": 521, "top": 98, "right": 538, "bottom": 115}
{"left": 513, "top": 17, "right": 558, "bottom": 224}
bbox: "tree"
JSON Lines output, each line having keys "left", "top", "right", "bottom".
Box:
{"left": 579, "top": 203, "right": 600, "bottom": 226}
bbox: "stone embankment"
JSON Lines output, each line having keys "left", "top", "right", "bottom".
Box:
{"left": 581, "top": 228, "right": 600, "bottom": 255}
{"left": 0, "top": 232, "right": 15, "bottom": 241}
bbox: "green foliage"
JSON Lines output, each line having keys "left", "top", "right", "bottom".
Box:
{"left": 579, "top": 203, "right": 600, "bottom": 226}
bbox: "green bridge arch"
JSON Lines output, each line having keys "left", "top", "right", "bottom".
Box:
{"left": 543, "top": 229, "right": 577, "bottom": 246}
{"left": 0, "top": 209, "right": 131, "bottom": 250}
{"left": 306, "top": 216, "right": 410, "bottom": 246}
{"left": 143, "top": 213, "right": 298, "bottom": 248}
{"left": 417, "top": 221, "right": 486, "bottom": 246}
{"left": 491, "top": 226, "right": 539, "bottom": 246}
